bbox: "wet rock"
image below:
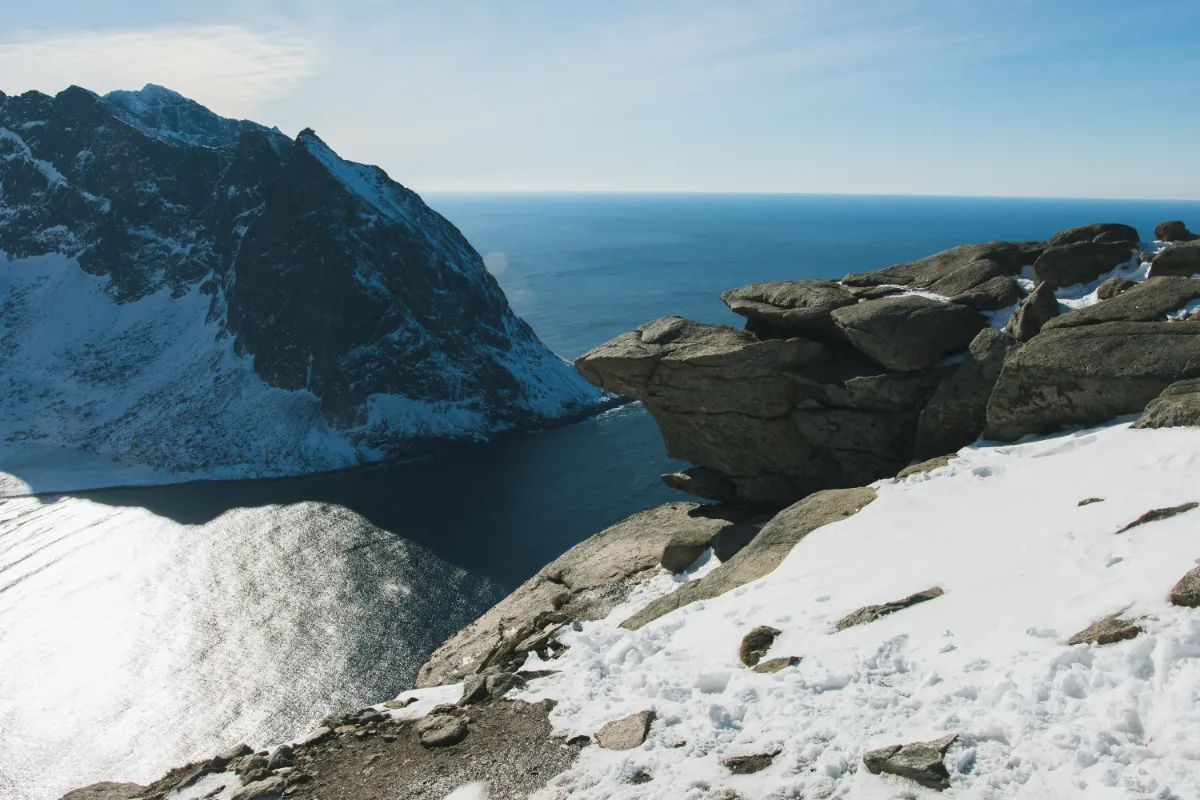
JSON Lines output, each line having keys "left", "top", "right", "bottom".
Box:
{"left": 830, "top": 295, "right": 987, "bottom": 372}
{"left": 842, "top": 241, "right": 1042, "bottom": 288}
{"left": 1066, "top": 615, "right": 1141, "bottom": 645}
{"left": 1033, "top": 241, "right": 1137, "bottom": 290}
{"left": 623, "top": 487, "right": 876, "bottom": 630}
{"left": 1044, "top": 277, "right": 1200, "bottom": 329}
{"left": 418, "top": 502, "right": 744, "bottom": 687}
{"left": 752, "top": 656, "right": 801, "bottom": 674}
{"left": 1169, "top": 566, "right": 1200, "bottom": 607}
{"left": 595, "top": 710, "right": 655, "bottom": 750}
{"left": 1096, "top": 277, "right": 1136, "bottom": 300}
{"left": 915, "top": 328, "right": 1021, "bottom": 459}
{"left": 60, "top": 784, "right": 146, "bottom": 800}
{"left": 738, "top": 625, "right": 781, "bottom": 666}
{"left": 1148, "top": 240, "right": 1200, "bottom": 278}
{"left": 863, "top": 733, "right": 958, "bottom": 791}
{"left": 231, "top": 776, "right": 286, "bottom": 800}
{"left": 984, "top": 321, "right": 1200, "bottom": 442}
{"left": 710, "top": 523, "right": 761, "bottom": 563}
{"left": 719, "top": 279, "right": 857, "bottom": 342}
{"left": 1004, "top": 281, "right": 1059, "bottom": 342}
{"left": 836, "top": 587, "right": 944, "bottom": 631}
{"left": 1155, "top": 220, "right": 1197, "bottom": 242}
{"left": 721, "top": 753, "right": 777, "bottom": 774}
{"left": 416, "top": 714, "right": 469, "bottom": 747}
{"left": 1115, "top": 502, "right": 1199, "bottom": 533}
{"left": 1047, "top": 222, "right": 1139, "bottom": 247}
{"left": 1133, "top": 378, "right": 1200, "bottom": 429}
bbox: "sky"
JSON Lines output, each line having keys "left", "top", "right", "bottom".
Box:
{"left": 2, "top": 1, "right": 1199, "bottom": 198}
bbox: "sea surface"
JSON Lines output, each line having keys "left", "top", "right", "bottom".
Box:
{"left": 4, "top": 194, "right": 1200, "bottom": 799}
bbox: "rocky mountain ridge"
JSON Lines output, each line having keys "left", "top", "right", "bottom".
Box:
{"left": 0, "top": 84, "right": 603, "bottom": 489}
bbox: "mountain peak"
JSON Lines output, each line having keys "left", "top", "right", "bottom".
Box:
{"left": 102, "top": 84, "right": 269, "bottom": 149}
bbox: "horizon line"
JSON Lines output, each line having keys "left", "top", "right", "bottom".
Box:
{"left": 417, "top": 188, "right": 1200, "bottom": 203}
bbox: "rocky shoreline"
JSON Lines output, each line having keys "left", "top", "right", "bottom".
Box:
{"left": 63, "top": 219, "right": 1200, "bottom": 799}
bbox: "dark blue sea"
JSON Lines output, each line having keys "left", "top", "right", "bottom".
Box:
{"left": 6, "top": 195, "right": 1200, "bottom": 798}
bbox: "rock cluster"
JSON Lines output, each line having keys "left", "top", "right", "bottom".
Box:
{"left": 576, "top": 221, "right": 1200, "bottom": 507}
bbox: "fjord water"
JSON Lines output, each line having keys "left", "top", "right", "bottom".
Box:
{"left": 4, "top": 195, "right": 1200, "bottom": 799}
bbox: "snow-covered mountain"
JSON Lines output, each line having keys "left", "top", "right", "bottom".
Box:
{"left": 0, "top": 84, "right": 603, "bottom": 492}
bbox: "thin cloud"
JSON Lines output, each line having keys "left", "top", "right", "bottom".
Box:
{"left": 0, "top": 25, "right": 315, "bottom": 116}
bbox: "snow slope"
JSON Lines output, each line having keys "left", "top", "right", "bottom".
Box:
{"left": 513, "top": 420, "right": 1200, "bottom": 799}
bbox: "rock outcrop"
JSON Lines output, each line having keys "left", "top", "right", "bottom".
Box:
{"left": 1032, "top": 241, "right": 1137, "bottom": 289}
{"left": 1133, "top": 378, "right": 1200, "bottom": 429}
{"left": 1066, "top": 615, "right": 1141, "bottom": 646}
{"left": 863, "top": 734, "right": 958, "bottom": 791}
{"left": 416, "top": 502, "right": 745, "bottom": 687}
{"left": 1047, "top": 223, "right": 1139, "bottom": 247}
{"left": 835, "top": 587, "right": 945, "bottom": 631}
{"left": 1155, "top": 220, "right": 1197, "bottom": 242}
{"left": 1149, "top": 240, "right": 1200, "bottom": 278}
{"left": 829, "top": 296, "right": 987, "bottom": 372}
{"left": 595, "top": 710, "right": 655, "bottom": 750}
{"left": 738, "top": 625, "right": 782, "bottom": 666}
{"left": 1169, "top": 566, "right": 1200, "bottom": 607}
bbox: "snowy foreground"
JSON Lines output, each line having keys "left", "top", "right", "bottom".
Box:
{"left": 485, "top": 420, "right": 1194, "bottom": 800}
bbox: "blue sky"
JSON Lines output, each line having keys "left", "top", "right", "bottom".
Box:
{"left": 3, "top": 1, "right": 1198, "bottom": 198}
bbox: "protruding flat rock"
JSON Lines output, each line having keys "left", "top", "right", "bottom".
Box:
{"left": 59, "top": 784, "right": 146, "bottom": 800}
{"left": 1047, "top": 222, "right": 1139, "bottom": 247}
{"left": 863, "top": 733, "right": 958, "bottom": 791}
{"left": 595, "top": 710, "right": 655, "bottom": 750}
{"left": 1115, "top": 502, "right": 1199, "bottom": 533}
{"left": 1133, "top": 378, "right": 1200, "bottom": 429}
{"left": 836, "top": 587, "right": 944, "bottom": 631}
{"left": 842, "top": 241, "right": 1041, "bottom": 288}
{"left": 1066, "top": 615, "right": 1141, "bottom": 646}
{"left": 722, "top": 753, "right": 777, "bottom": 774}
{"left": 831, "top": 296, "right": 987, "bottom": 372}
{"left": 1033, "top": 241, "right": 1137, "bottom": 289}
{"left": 1043, "top": 277, "right": 1200, "bottom": 330}
{"left": 752, "top": 656, "right": 801, "bottom": 674}
{"left": 719, "top": 279, "right": 857, "bottom": 341}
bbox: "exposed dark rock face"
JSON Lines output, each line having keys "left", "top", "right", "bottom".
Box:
{"left": 621, "top": 487, "right": 876, "bottom": 630}
{"left": 915, "top": 330, "right": 1020, "bottom": 459}
{"left": 1148, "top": 240, "right": 1200, "bottom": 278}
{"left": 722, "top": 753, "right": 777, "bottom": 774}
{"left": 1155, "top": 220, "right": 1197, "bottom": 242}
{"left": 1115, "top": 502, "right": 1199, "bottom": 534}
{"left": 1043, "top": 277, "right": 1200, "bottom": 330}
{"left": 710, "top": 522, "right": 762, "bottom": 562}
{"left": 0, "top": 84, "right": 599, "bottom": 477}
{"left": 863, "top": 734, "right": 958, "bottom": 791}
{"left": 1033, "top": 242, "right": 1137, "bottom": 290}
{"left": 1097, "top": 276, "right": 1137, "bottom": 300}
{"left": 1047, "top": 222, "right": 1139, "bottom": 247}
{"left": 1003, "top": 282, "right": 1059, "bottom": 342}
{"left": 830, "top": 296, "right": 988, "bottom": 372}
{"left": 985, "top": 321, "right": 1200, "bottom": 441}
{"left": 835, "top": 587, "right": 944, "bottom": 631}
{"left": 738, "top": 625, "right": 782, "bottom": 666}
{"left": 60, "top": 784, "right": 145, "bottom": 800}
{"left": 1169, "top": 566, "right": 1200, "bottom": 607}
{"left": 1133, "top": 378, "right": 1200, "bottom": 429}
{"left": 416, "top": 502, "right": 745, "bottom": 687}
{"left": 1066, "top": 615, "right": 1141, "bottom": 645}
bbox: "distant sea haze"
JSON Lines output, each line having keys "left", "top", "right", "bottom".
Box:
{"left": 5, "top": 193, "right": 1200, "bottom": 799}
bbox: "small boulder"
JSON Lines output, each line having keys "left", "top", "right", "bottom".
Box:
{"left": 949, "top": 275, "right": 1026, "bottom": 311}
{"left": 719, "top": 279, "right": 857, "bottom": 342}
{"left": 1115, "top": 502, "right": 1199, "bottom": 533}
{"left": 710, "top": 523, "right": 760, "bottom": 562}
{"left": 595, "top": 710, "right": 655, "bottom": 750}
{"left": 1047, "top": 223, "right": 1139, "bottom": 247}
{"left": 416, "top": 713, "right": 469, "bottom": 747}
{"left": 721, "top": 753, "right": 777, "bottom": 774}
{"left": 661, "top": 466, "right": 738, "bottom": 503}
{"left": 1148, "top": 240, "right": 1200, "bottom": 278}
{"left": 739, "top": 625, "right": 782, "bottom": 666}
{"left": 60, "top": 784, "right": 146, "bottom": 800}
{"left": 926, "top": 259, "right": 1006, "bottom": 297}
{"left": 231, "top": 776, "right": 286, "bottom": 800}
{"left": 895, "top": 454, "right": 956, "bottom": 481}
{"left": 831, "top": 296, "right": 987, "bottom": 372}
{"left": 1003, "top": 282, "right": 1059, "bottom": 342}
{"left": 1033, "top": 241, "right": 1137, "bottom": 290}
{"left": 1133, "top": 378, "right": 1200, "bottom": 429}
{"left": 266, "top": 744, "right": 292, "bottom": 771}
{"left": 1155, "top": 220, "right": 1197, "bottom": 242}
{"left": 863, "top": 733, "right": 958, "bottom": 791}
{"left": 1066, "top": 615, "right": 1141, "bottom": 645}
{"left": 1096, "top": 277, "right": 1136, "bottom": 300}
{"left": 460, "top": 674, "right": 489, "bottom": 705}
{"left": 1169, "top": 566, "right": 1200, "bottom": 607}
{"left": 383, "top": 697, "right": 417, "bottom": 710}
{"left": 752, "top": 656, "right": 801, "bottom": 674}
{"left": 297, "top": 726, "right": 331, "bottom": 747}
{"left": 836, "top": 587, "right": 944, "bottom": 631}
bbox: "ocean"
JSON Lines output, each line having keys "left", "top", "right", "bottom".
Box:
{"left": 3, "top": 194, "right": 1199, "bottom": 798}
